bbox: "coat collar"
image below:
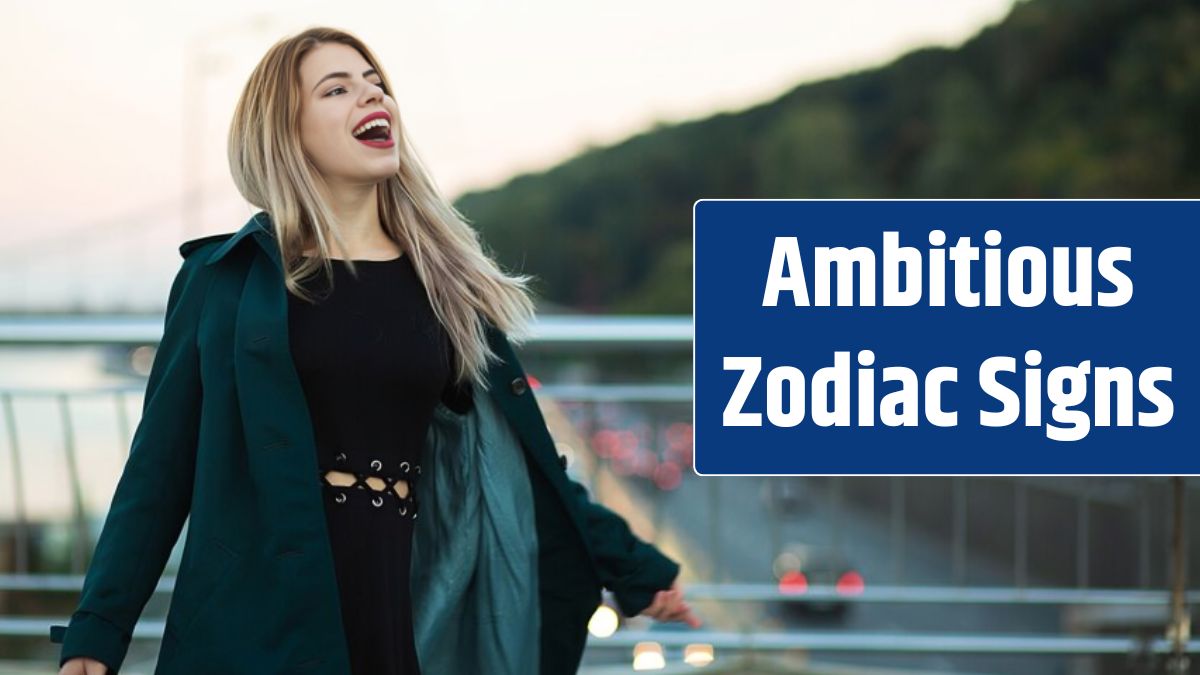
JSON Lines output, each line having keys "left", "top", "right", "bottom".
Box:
{"left": 207, "top": 211, "right": 281, "bottom": 271}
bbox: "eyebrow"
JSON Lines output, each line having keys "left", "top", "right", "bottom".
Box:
{"left": 312, "top": 68, "right": 380, "bottom": 93}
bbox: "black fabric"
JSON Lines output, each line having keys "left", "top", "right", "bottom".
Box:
{"left": 287, "top": 253, "right": 470, "bottom": 675}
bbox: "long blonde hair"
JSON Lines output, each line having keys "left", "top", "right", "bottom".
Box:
{"left": 227, "top": 26, "right": 538, "bottom": 392}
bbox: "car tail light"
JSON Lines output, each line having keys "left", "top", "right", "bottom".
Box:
{"left": 835, "top": 570, "right": 865, "bottom": 596}
{"left": 778, "top": 570, "right": 808, "bottom": 594}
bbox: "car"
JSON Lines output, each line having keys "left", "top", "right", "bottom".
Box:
{"left": 772, "top": 543, "right": 864, "bottom": 618}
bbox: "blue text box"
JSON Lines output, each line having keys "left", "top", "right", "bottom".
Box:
{"left": 693, "top": 200, "right": 1197, "bottom": 475}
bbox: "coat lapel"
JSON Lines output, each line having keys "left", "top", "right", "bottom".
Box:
{"left": 214, "top": 213, "right": 328, "bottom": 552}
{"left": 221, "top": 212, "right": 351, "bottom": 668}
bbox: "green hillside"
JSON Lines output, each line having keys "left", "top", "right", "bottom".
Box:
{"left": 452, "top": 0, "right": 1200, "bottom": 314}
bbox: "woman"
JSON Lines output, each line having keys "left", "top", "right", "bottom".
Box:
{"left": 51, "top": 26, "right": 699, "bottom": 675}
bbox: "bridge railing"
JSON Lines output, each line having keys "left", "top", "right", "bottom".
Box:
{"left": 0, "top": 315, "right": 1195, "bottom": 672}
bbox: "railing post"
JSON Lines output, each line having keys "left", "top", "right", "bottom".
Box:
{"left": 830, "top": 476, "right": 842, "bottom": 552}
{"left": 708, "top": 472, "right": 725, "bottom": 582}
{"left": 1015, "top": 479, "right": 1028, "bottom": 589}
{"left": 1166, "top": 476, "right": 1190, "bottom": 674}
{"left": 953, "top": 477, "right": 967, "bottom": 586}
{"left": 1077, "top": 483, "right": 1090, "bottom": 589}
{"left": 1, "top": 393, "right": 29, "bottom": 573}
{"left": 892, "top": 476, "right": 905, "bottom": 584}
{"left": 1139, "top": 479, "right": 1152, "bottom": 589}
{"left": 58, "top": 392, "right": 89, "bottom": 573}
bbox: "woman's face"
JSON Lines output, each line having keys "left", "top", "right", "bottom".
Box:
{"left": 298, "top": 42, "right": 400, "bottom": 187}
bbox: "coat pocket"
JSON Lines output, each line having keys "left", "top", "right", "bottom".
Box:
{"left": 159, "top": 536, "right": 241, "bottom": 662}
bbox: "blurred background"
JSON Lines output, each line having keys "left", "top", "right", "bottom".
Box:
{"left": 2, "top": 0, "right": 1199, "bottom": 673}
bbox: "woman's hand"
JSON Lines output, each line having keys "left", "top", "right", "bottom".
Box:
{"left": 639, "top": 579, "right": 703, "bottom": 628}
{"left": 59, "top": 656, "right": 107, "bottom": 674}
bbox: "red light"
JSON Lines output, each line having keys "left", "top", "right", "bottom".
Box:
{"left": 778, "top": 571, "right": 808, "bottom": 594}
{"left": 836, "top": 571, "right": 865, "bottom": 596}
{"left": 591, "top": 429, "right": 619, "bottom": 458}
{"left": 527, "top": 374, "right": 542, "bottom": 389}
{"left": 653, "top": 461, "right": 682, "bottom": 491}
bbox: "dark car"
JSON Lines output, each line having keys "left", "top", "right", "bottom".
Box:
{"left": 772, "top": 543, "right": 864, "bottom": 618}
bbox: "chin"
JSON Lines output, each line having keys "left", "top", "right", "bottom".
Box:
{"left": 370, "top": 164, "right": 400, "bottom": 180}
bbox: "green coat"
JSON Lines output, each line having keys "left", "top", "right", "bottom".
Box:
{"left": 49, "top": 212, "right": 681, "bottom": 674}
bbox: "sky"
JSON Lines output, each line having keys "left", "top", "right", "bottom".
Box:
{"left": 0, "top": 0, "right": 1017, "bottom": 306}
{"left": 1, "top": 1, "right": 1022, "bottom": 516}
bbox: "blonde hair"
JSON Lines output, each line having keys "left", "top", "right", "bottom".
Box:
{"left": 227, "top": 26, "right": 538, "bottom": 392}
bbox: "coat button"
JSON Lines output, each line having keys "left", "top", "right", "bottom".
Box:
{"left": 510, "top": 376, "right": 528, "bottom": 396}
{"left": 558, "top": 453, "right": 568, "bottom": 470}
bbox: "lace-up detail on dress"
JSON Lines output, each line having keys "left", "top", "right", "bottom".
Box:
{"left": 319, "top": 451, "right": 422, "bottom": 518}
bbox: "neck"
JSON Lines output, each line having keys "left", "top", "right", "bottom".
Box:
{"left": 308, "top": 180, "right": 398, "bottom": 258}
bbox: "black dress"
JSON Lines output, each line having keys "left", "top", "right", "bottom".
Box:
{"left": 286, "top": 252, "right": 471, "bottom": 675}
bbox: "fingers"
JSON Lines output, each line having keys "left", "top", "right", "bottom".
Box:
{"left": 648, "top": 588, "right": 682, "bottom": 618}
{"left": 648, "top": 583, "right": 686, "bottom": 614}
{"left": 639, "top": 585, "right": 703, "bottom": 627}
{"left": 666, "top": 604, "right": 704, "bottom": 628}
{"left": 642, "top": 589, "right": 669, "bottom": 617}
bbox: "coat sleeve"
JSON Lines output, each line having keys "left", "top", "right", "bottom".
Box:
{"left": 488, "top": 325, "right": 682, "bottom": 618}
{"left": 49, "top": 253, "right": 213, "bottom": 673}
{"left": 562, "top": 474, "right": 682, "bottom": 618}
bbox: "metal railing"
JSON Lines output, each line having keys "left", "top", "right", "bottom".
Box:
{"left": 0, "top": 315, "right": 1196, "bottom": 671}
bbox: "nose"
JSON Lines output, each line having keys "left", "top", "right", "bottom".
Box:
{"left": 360, "top": 83, "right": 384, "bottom": 106}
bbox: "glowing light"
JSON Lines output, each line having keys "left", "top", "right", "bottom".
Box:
{"left": 683, "top": 643, "right": 714, "bottom": 667}
{"left": 130, "top": 345, "right": 156, "bottom": 377}
{"left": 587, "top": 604, "right": 619, "bottom": 638}
{"left": 632, "top": 642, "right": 665, "bottom": 670}
{"left": 778, "top": 570, "right": 808, "bottom": 594}
{"left": 836, "top": 570, "right": 865, "bottom": 596}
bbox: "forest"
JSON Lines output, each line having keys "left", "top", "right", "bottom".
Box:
{"left": 452, "top": 0, "right": 1200, "bottom": 314}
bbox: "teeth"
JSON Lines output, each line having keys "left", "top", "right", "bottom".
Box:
{"left": 352, "top": 118, "right": 390, "bottom": 138}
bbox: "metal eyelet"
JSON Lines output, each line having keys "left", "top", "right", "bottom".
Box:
{"left": 372, "top": 495, "right": 384, "bottom": 507}
{"left": 370, "top": 459, "right": 382, "bottom": 471}
{"left": 399, "top": 461, "right": 410, "bottom": 473}
{"left": 399, "top": 506, "right": 407, "bottom": 516}
{"left": 415, "top": 465, "right": 422, "bottom": 475}
{"left": 335, "top": 492, "right": 347, "bottom": 504}
{"left": 335, "top": 452, "right": 347, "bottom": 463}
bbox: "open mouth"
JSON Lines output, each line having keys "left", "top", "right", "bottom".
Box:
{"left": 352, "top": 119, "right": 393, "bottom": 146}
